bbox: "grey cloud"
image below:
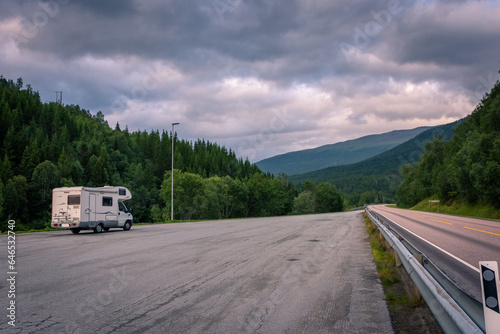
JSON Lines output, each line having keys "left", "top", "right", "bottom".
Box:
{"left": 1, "top": 0, "right": 499, "bottom": 161}
{"left": 70, "top": 0, "right": 137, "bottom": 17}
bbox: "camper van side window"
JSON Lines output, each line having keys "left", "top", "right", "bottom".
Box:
{"left": 102, "top": 197, "right": 113, "bottom": 207}
{"left": 68, "top": 195, "right": 80, "bottom": 205}
{"left": 119, "top": 188, "right": 126, "bottom": 196}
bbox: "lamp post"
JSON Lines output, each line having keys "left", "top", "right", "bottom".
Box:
{"left": 171, "top": 122, "right": 179, "bottom": 221}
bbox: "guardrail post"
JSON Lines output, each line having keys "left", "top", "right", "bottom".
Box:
{"left": 393, "top": 249, "right": 402, "bottom": 267}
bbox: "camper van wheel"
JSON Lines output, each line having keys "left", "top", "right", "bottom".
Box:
{"left": 94, "top": 224, "right": 103, "bottom": 233}
{"left": 123, "top": 221, "right": 131, "bottom": 231}
{"left": 71, "top": 228, "right": 81, "bottom": 234}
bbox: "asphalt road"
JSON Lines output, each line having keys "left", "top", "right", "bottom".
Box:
{"left": 368, "top": 205, "right": 500, "bottom": 301}
{"left": 0, "top": 211, "right": 393, "bottom": 334}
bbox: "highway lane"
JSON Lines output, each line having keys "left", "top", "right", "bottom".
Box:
{"left": 368, "top": 205, "right": 500, "bottom": 301}
{"left": 0, "top": 211, "right": 393, "bottom": 334}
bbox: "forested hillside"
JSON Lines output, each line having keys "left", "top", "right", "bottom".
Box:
{"left": 257, "top": 126, "right": 431, "bottom": 176}
{"left": 290, "top": 119, "right": 463, "bottom": 206}
{"left": 397, "top": 78, "right": 500, "bottom": 209}
{"left": 0, "top": 76, "right": 304, "bottom": 230}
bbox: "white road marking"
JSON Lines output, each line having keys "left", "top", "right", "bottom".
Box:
{"left": 374, "top": 209, "right": 481, "bottom": 274}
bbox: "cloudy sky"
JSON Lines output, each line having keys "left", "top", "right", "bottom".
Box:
{"left": 1, "top": 0, "right": 499, "bottom": 161}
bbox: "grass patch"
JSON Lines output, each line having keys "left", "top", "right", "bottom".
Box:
{"left": 409, "top": 197, "right": 500, "bottom": 221}
{"left": 364, "top": 212, "right": 444, "bottom": 334}
{"left": 1, "top": 223, "right": 59, "bottom": 234}
{"left": 366, "top": 215, "right": 399, "bottom": 288}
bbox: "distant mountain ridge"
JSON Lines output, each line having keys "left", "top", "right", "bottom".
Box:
{"left": 289, "top": 118, "right": 465, "bottom": 206}
{"left": 256, "top": 126, "right": 432, "bottom": 176}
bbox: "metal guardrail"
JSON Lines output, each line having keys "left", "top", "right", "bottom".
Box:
{"left": 365, "top": 207, "right": 484, "bottom": 334}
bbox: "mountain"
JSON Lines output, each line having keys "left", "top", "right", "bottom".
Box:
{"left": 289, "top": 119, "right": 465, "bottom": 206}
{"left": 256, "top": 127, "right": 432, "bottom": 176}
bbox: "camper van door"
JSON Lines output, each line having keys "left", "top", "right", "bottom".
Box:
{"left": 89, "top": 192, "right": 96, "bottom": 226}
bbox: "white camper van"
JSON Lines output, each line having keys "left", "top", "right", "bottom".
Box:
{"left": 52, "top": 186, "right": 133, "bottom": 234}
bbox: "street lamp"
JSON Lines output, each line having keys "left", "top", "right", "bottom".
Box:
{"left": 171, "top": 122, "right": 179, "bottom": 221}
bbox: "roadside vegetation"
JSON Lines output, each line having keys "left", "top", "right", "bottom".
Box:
{"left": 291, "top": 181, "right": 344, "bottom": 215}
{"left": 409, "top": 197, "right": 500, "bottom": 221}
{"left": 397, "top": 76, "right": 500, "bottom": 215}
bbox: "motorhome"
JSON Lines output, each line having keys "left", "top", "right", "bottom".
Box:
{"left": 52, "top": 186, "right": 133, "bottom": 234}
